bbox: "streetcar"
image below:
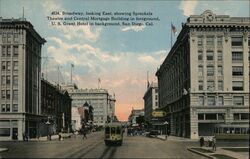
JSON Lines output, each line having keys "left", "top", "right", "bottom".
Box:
{"left": 104, "top": 122, "right": 124, "bottom": 146}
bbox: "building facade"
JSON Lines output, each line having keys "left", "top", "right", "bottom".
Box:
{"left": 0, "top": 18, "right": 46, "bottom": 140}
{"left": 41, "top": 79, "right": 72, "bottom": 135}
{"left": 143, "top": 82, "right": 158, "bottom": 122}
{"left": 128, "top": 108, "right": 144, "bottom": 126}
{"left": 156, "top": 10, "right": 249, "bottom": 139}
{"left": 62, "top": 84, "right": 116, "bottom": 126}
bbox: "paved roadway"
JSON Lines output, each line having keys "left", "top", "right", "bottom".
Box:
{"left": 0, "top": 131, "right": 245, "bottom": 158}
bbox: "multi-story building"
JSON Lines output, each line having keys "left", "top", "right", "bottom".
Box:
{"left": 128, "top": 108, "right": 144, "bottom": 126}
{"left": 62, "top": 83, "right": 116, "bottom": 126}
{"left": 0, "top": 18, "right": 46, "bottom": 140}
{"left": 143, "top": 82, "right": 158, "bottom": 122}
{"left": 41, "top": 79, "right": 72, "bottom": 135}
{"left": 156, "top": 10, "right": 249, "bottom": 139}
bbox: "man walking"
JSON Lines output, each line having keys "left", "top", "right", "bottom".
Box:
{"left": 212, "top": 136, "right": 216, "bottom": 151}
{"left": 82, "top": 128, "right": 87, "bottom": 140}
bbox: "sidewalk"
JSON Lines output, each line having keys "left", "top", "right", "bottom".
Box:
{"left": 156, "top": 135, "right": 196, "bottom": 142}
{"left": 0, "top": 147, "right": 8, "bottom": 152}
{"left": 188, "top": 146, "right": 249, "bottom": 159}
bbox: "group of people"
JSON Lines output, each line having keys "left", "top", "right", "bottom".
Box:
{"left": 199, "top": 136, "right": 216, "bottom": 151}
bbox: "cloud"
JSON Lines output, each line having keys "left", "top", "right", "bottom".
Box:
{"left": 179, "top": 0, "right": 198, "bottom": 16}
{"left": 138, "top": 55, "right": 157, "bottom": 64}
{"left": 121, "top": 25, "right": 146, "bottom": 32}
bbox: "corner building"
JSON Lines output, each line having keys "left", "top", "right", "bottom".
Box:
{"left": 156, "top": 10, "right": 249, "bottom": 139}
{"left": 0, "top": 18, "right": 46, "bottom": 140}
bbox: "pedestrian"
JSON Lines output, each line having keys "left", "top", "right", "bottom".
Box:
{"left": 212, "top": 136, "right": 216, "bottom": 151}
{"left": 59, "top": 133, "right": 62, "bottom": 141}
{"left": 82, "top": 128, "right": 87, "bottom": 139}
{"left": 199, "top": 136, "right": 204, "bottom": 147}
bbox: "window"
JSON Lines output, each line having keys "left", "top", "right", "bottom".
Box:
{"left": 2, "top": 61, "right": 6, "bottom": 70}
{"left": 217, "top": 36, "right": 222, "bottom": 46}
{"left": 6, "top": 46, "right": 11, "bottom": 56}
{"left": 12, "top": 104, "right": 18, "bottom": 112}
{"left": 6, "top": 61, "right": 11, "bottom": 71}
{"left": 232, "top": 81, "right": 243, "bottom": 91}
{"left": 248, "top": 37, "right": 250, "bottom": 46}
{"left": 6, "top": 90, "right": 10, "bottom": 99}
{"left": 198, "top": 114, "right": 204, "bottom": 120}
{"left": 232, "top": 52, "right": 243, "bottom": 61}
{"left": 218, "top": 66, "right": 223, "bottom": 76}
{"left": 218, "top": 96, "right": 224, "bottom": 105}
{"left": 7, "top": 34, "right": 11, "bottom": 43}
{"left": 233, "top": 96, "right": 244, "bottom": 105}
{"left": 13, "top": 76, "right": 18, "bottom": 86}
{"left": 13, "top": 46, "right": 18, "bottom": 56}
{"left": 205, "top": 114, "right": 217, "bottom": 120}
{"left": 218, "top": 114, "right": 225, "bottom": 120}
{"left": 1, "top": 76, "right": 6, "bottom": 85}
{"left": 13, "top": 61, "right": 18, "bottom": 70}
{"left": 2, "top": 33, "right": 7, "bottom": 43}
{"left": 231, "top": 37, "right": 243, "bottom": 46}
{"left": 198, "top": 36, "right": 203, "bottom": 46}
{"left": 6, "top": 104, "right": 10, "bottom": 112}
{"left": 232, "top": 66, "right": 243, "bottom": 76}
{"left": 241, "top": 113, "right": 249, "bottom": 120}
{"left": 198, "top": 81, "right": 203, "bottom": 90}
{"left": 198, "top": 51, "right": 203, "bottom": 60}
{"left": 218, "top": 80, "right": 223, "bottom": 91}
{"left": 198, "top": 65, "right": 203, "bottom": 76}
{"left": 207, "top": 80, "right": 214, "bottom": 91}
{"left": 1, "top": 90, "right": 5, "bottom": 99}
{"left": 0, "top": 128, "right": 10, "bottom": 136}
{"left": 1, "top": 104, "right": 6, "bottom": 112}
{"left": 14, "top": 34, "right": 19, "bottom": 43}
{"left": 206, "top": 36, "right": 214, "bottom": 46}
{"left": 234, "top": 113, "right": 240, "bottom": 120}
{"left": 207, "top": 96, "right": 215, "bottom": 106}
{"left": 198, "top": 96, "right": 204, "bottom": 105}
{"left": 206, "top": 51, "right": 214, "bottom": 60}
{"left": 6, "top": 75, "right": 10, "bottom": 85}
{"left": 207, "top": 65, "right": 214, "bottom": 76}
{"left": 1, "top": 46, "right": 6, "bottom": 56}
{"left": 13, "top": 90, "right": 18, "bottom": 100}
{"left": 217, "top": 51, "right": 222, "bottom": 61}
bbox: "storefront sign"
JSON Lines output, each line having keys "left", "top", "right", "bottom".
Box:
{"left": 152, "top": 110, "right": 166, "bottom": 117}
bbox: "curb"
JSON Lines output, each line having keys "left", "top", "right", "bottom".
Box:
{"left": 187, "top": 148, "right": 214, "bottom": 159}
{"left": 0, "top": 148, "right": 9, "bottom": 153}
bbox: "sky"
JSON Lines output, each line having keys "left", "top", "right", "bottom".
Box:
{"left": 0, "top": 0, "right": 249, "bottom": 121}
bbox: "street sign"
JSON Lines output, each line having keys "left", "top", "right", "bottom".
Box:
{"left": 152, "top": 110, "right": 166, "bottom": 117}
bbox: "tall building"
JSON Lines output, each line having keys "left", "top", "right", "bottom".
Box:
{"left": 128, "top": 108, "right": 144, "bottom": 126}
{"left": 0, "top": 18, "right": 46, "bottom": 140}
{"left": 143, "top": 82, "right": 158, "bottom": 122}
{"left": 41, "top": 79, "right": 72, "bottom": 135}
{"left": 156, "top": 10, "right": 249, "bottom": 139}
{"left": 62, "top": 83, "right": 116, "bottom": 126}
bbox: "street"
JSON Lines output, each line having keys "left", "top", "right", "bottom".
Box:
{"left": 0, "top": 131, "right": 208, "bottom": 158}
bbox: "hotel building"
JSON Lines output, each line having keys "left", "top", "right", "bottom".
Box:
{"left": 156, "top": 10, "right": 249, "bottom": 139}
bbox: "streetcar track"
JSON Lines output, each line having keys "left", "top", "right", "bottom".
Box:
{"left": 73, "top": 140, "right": 103, "bottom": 158}
{"left": 65, "top": 139, "right": 101, "bottom": 158}
{"left": 99, "top": 147, "right": 111, "bottom": 159}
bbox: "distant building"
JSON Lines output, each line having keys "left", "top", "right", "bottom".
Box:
{"left": 156, "top": 10, "right": 249, "bottom": 139}
{"left": 128, "top": 108, "right": 144, "bottom": 126}
{"left": 0, "top": 18, "right": 46, "bottom": 140}
{"left": 143, "top": 82, "right": 158, "bottom": 122}
{"left": 41, "top": 79, "right": 72, "bottom": 135}
{"left": 62, "top": 83, "right": 116, "bottom": 126}
{"left": 71, "top": 107, "right": 82, "bottom": 132}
